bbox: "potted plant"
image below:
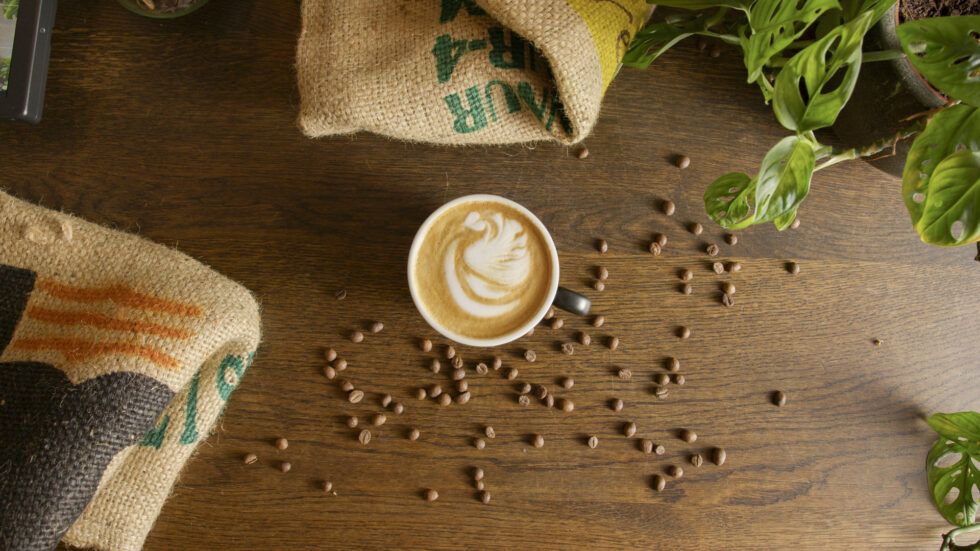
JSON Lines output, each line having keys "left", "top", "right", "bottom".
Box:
{"left": 118, "top": 0, "right": 210, "bottom": 18}
{"left": 624, "top": 1, "right": 979, "bottom": 259}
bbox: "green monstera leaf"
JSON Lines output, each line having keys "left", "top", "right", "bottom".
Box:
{"left": 2, "top": 0, "right": 17, "bottom": 19}
{"left": 772, "top": 11, "right": 875, "bottom": 132}
{"left": 740, "top": 0, "right": 840, "bottom": 83}
{"left": 898, "top": 16, "right": 980, "bottom": 107}
{"left": 903, "top": 104, "right": 980, "bottom": 246}
{"left": 705, "top": 172, "right": 758, "bottom": 229}
{"left": 623, "top": 15, "right": 712, "bottom": 68}
{"left": 926, "top": 412, "right": 980, "bottom": 527}
{"left": 644, "top": 0, "right": 750, "bottom": 10}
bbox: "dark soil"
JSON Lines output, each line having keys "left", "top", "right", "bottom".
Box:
{"left": 133, "top": 0, "right": 206, "bottom": 13}
{"left": 900, "top": 0, "right": 980, "bottom": 20}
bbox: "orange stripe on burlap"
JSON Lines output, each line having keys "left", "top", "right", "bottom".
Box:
{"left": 26, "top": 306, "right": 195, "bottom": 340}
{"left": 36, "top": 278, "right": 203, "bottom": 318}
{"left": 10, "top": 338, "right": 181, "bottom": 370}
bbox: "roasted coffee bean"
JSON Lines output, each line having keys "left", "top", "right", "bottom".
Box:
{"left": 712, "top": 262, "right": 725, "bottom": 274}
{"left": 611, "top": 398, "right": 624, "bottom": 412}
{"left": 430, "top": 384, "right": 443, "bottom": 398}
{"left": 681, "top": 283, "right": 693, "bottom": 295}
{"left": 588, "top": 435, "right": 599, "bottom": 449}
{"left": 773, "top": 390, "right": 787, "bottom": 406}
{"left": 667, "top": 465, "right": 684, "bottom": 479}
{"left": 347, "top": 416, "right": 358, "bottom": 428}
{"left": 416, "top": 388, "right": 428, "bottom": 400}
{"left": 430, "top": 359, "right": 441, "bottom": 373}
{"left": 690, "top": 222, "right": 703, "bottom": 235}
{"left": 579, "top": 332, "right": 592, "bottom": 346}
{"left": 474, "top": 437, "right": 486, "bottom": 449}
{"left": 654, "top": 387, "right": 670, "bottom": 399}
{"left": 348, "top": 390, "right": 364, "bottom": 403}
{"left": 438, "top": 393, "right": 452, "bottom": 406}
{"left": 667, "top": 357, "right": 680, "bottom": 372}
{"left": 485, "top": 426, "right": 496, "bottom": 439}
{"left": 674, "top": 374, "right": 686, "bottom": 386}
{"left": 691, "top": 453, "right": 704, "bottom": 468}
{"left": 475, "top": 362, "right": 489, "bottom": 375}
{"left": 339, "top": 379, "right": 354, "bottom": 392}
{"left": 545, "top": 306, "right": 556, "bottom": 320}
{"left": 323, "top": 366, "right": 337, "bottom": 380}
{"left": 551, "top": 317, "right": 565, "bottom": 330}
{"left": 872, "top": 338, "right": 883, "bottom": 347}
{"left": 642, "top": 439, "right": 654, "bottom": 454}
{"left": 652, "top": 474, "right": 666, "bottom": 492}
{"left": 492, "top": 356, "right": 503, "bottom": 370}
{"left": 729, "top": 261, "right": 742, "bottom": 273}
{"left": 393, "top": 402, "right": 405, "bottom": 415}
{"left": 446, "top": 346, "right": 456, "bottom": 359}
{"left": 456, "top": 391, "right": 472, "bottom": 405}
{"left": 654, "top": 373, "right": 670, "bottom": 386}
{"left": 456, "top": 380, "right": 469, "bottom": 392}
{"left": 576, "top": 146, "right": 590, "bottom": 159}
{"left": 420, "top": 338, "right": 433, "bottom": 352}
{"left": 561, "top": 377, "right": 574, "bottom": 390}
{"left": 725, "top": 233, "right": 738, "bottom": 246}
{"left": 677, "top": 326, "right": 691, "bottom": 339}
{"left": 722, "top": 293, "right": 735, "bottom": 307}
{"left": 544, "top": 395, "right": 555, "bottom": 408}
{"left": 662, "top": 200, "right": 676, "bottom": 216}
{"left": 722, "top": 282, "right": 736, "bottom": 295}
{"left": 654, "top": 233, "right": 668, "bottom": 247}
{"left": 243, "top": 453, "right": 258, "bottom": 465}
{"left": 381, "top": 394, "right": 393, "bottom": 408}
{"left": 409, "top": 428, "right": 421, "bottom": 441}
{"left": 709, "top": 44, "right": 722, "bottom": 57}
{"left": 533, "top": 434, "right": 545, "bottom": 448}
{"left": 334, "top": 358, "right": 347, "bottom": 371}
{"left": 518, "top": 394, "right": 531, "bottom": 406}
{"left": 480, "top": 490, "right": 492, "bottom": 504}
{"left": 473, "top": 467, "right": 485, "bottom": 481}
{"left": 675, "top": 155, "right": 691, "bottom": 169}
{"left": 680, "top": 268, "right": 693, "bottom": 281}
{"left": 321, "top": 480, "right": 333, "bottom": 493}
{"left": 597, "top": 239, "right": 609, "bottom": 253}
{"left": 351, "top": 331, "right": 364, "bottom": 343}
{"left": 618, "top": 368, "right": 632, "bottom": 380}
{"left": 534, "top": 385, "right": 549, "bottom": 400}
{"left": 370, "top": 321, "right": 384, "bottom": 333}
{"left": 562, "top": 343, "right": 575, "bottom": 355}
{"left": 334, "top": 289, "right": 347, "bottom": 301}
{"left": 790, "top": 218, "right": 801, "bottom": 229}
{"left": 679, "top": 429, "right": 697, "bottom": 443}
{"left": 279, "top": 461, "right": 292, "bottom": 473}
{"left": 506, "top": 367, "right": 519, "bottom": 380}
{"left": 373, "top": 413, "right": 387, "bottom": 426}
{"left": 593, "top": 280, "right": 605, "bottom": 292}
{"left": 519, "top": 382, "right": 532, "bottom": 394}
{"left": 592, "top": 315, "right": 605, "bottom": 328}
{"left": 325, "top": 348, "right": 338, "bottom": 362}
{"left": 597, "top": 266, "right": 609, "bottom": 280}
{"left": 452, "top": 368, "right": 466, "bottom": 381}
{"left": 655, "top": 444, "right": 666, "bottom": 455}
{"left": 275, "top": 438, "right": 289, "bottom": 450}
{"left": 426, "top": 489, "right": 439, "bottom": 502}
{"left": 786, "top": 261, "right": 800, "bottom": 275}
{"left": 625, "top": 422, "right": 637, "bottom": 438}
{"left": 358, "top": 430, "right": 371, "bottom": 445}
{"left": 524, "top": 350, "right": 537, "bottom": 363}
{"left": 609, "top": 336, "right": 620, "bottom": 351}
{"left": 452, "top": 356, "right": 464, "bottom": 369}
{"left": 526, "top": 327, "right": 535, "bottom": 337}
{"left": 559, "top": 398, "right": 575, "bottom": 413}
{"left": 711, "top": 447, "right": 727, "bottom": 465}
{"left": 649, "top": 242, "right": 662, "bottom": 256}
{"left": 706, "top": 243, "right": 720, "bottom": 256}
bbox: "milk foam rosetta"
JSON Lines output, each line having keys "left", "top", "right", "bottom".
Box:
{"left": 413, "top": 200, "right": 554, "bottom": 341}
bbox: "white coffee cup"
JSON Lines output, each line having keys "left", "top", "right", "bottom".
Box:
{"left": 408, "top": 194, "right": 590, "bottom": 347}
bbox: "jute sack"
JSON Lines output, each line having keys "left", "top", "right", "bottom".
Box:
{"left": 0, "top": 190, "right": 261, "bottom": 551}
{"left": 297, "top": 0, "right": 651, "bottom": 145}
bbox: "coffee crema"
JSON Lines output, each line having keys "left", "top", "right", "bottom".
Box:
{"left": 412, "top": 199, "right": 554, "bottom": 341}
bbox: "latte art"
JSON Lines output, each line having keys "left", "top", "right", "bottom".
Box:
{"left": 411, "top": 198, "right": 556, "bottom": 343}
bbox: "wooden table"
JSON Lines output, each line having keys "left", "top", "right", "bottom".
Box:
{"left": 5, "top": 2, "right": 978, "bottom": 550}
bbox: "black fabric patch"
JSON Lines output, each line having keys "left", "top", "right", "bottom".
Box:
{"left": 0, "top": 264, "right": 36, "bottom": 351}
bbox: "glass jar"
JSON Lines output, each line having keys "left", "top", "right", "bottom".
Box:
{"left": 118, "top": 0, "right": 210, "bottom": 19}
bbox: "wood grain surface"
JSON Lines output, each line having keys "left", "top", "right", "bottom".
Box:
{"left": 4, "top": 2, "right": 978, "bottom": 550}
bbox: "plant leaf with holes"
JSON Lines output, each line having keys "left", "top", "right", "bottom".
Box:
{"left": 704, "top": 172, "right": 758, "bottom": 229}
{"left": 623, "top": 14, "right": 711, "bottom": 68}
{"left": 903, "top": 104, "right": 980, "bottom": 230}
{"left": 911, "top": 150, "right": 980, "bottom": 246}
{"left": 772, "top": 11, "right": 875, "bottom": 132}
{"left": 926, "top": 412, "right": 980, "bottom": 527}
{"left": 740, "top": 0, "right": 840, "bottom": 83}
{"left": 752, "top": 135, "right": 817, "bottom": 223}
{"left": 839, "top": 0, "right": 896, "bottom": 23}
{"left": 898, "top": 15, "right": 980, "bottom": 107}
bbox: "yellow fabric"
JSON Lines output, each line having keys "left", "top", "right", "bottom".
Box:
{"left": 565, "top": 0, "right": 651, "bottom": 92}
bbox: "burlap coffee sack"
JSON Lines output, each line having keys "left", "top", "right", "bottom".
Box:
{"left": 0, "top": 190, "right": 261, "bottom": 551}
{"left": 297, "top": 0, "right": 651, "bottom": 145}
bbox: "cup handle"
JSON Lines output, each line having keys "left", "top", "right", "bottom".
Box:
{"left": 553, "top": 287, "right": 591, "bottom": 316}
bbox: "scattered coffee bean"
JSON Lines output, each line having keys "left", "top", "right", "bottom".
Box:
{"left": 438, "top": 393, "right": 452, "bottom": 406}
{"left": 452, "top": 368, "right": 466, "bottom": 381}
{"left": 689, "top": 222, "right": 703, "bottom": 235}
{"left": 618, "top": 368, "right": 632, "bottom": 381}
{"left": 691, "top": 453, "right": 704, "bottom": 468}
{"left": 334, "top": 289, "right": 347, "bottom": 301}
{"left": 473, "top": 467, "right": 485, "bottom": 481}
{"left": 588, "top": 435, "right": 599, "bottom": 449}
{"left": 381, "top": 394, "right": 393, "bottom": 408}
{"left": 534, "top": 385, "right": 549, "bottom": 400}
{"left": 562, "top": 343, "right": 575, "bottom": 355}
{"left": 706, "top": 243, "right": 720, "bottom": 256}
{"left": 348, "top": 390, "right": 364, "bottom": 403}
{"left": 279, "top": 461, "right": 292, "bottom": 473}
{"left": 712, "top": 262, "right": 725, "bottom": 274}
{"left": 551, "top": 317, "right": 565, "bottom": 330}
{"left": 593, "top": 280, "right": 605, "bottom": 292}
{"left": 679, "top": 429, "right": 697, "bottom": 443}
{"left": 642, "top": 439, "right": 654, "bottom": 454}
{"left": 722, "top": 293, "right": 735, "bottom": 307}
{"left": 243, "top": 453, "right": 258, "bottom": 465}
{"left": 681, "top": 283, "right": 693, "bottom": 295}
{"left": 725, "top": 233, "right": 738, "bottom": 246}
{"left": 662, "top": 200, "right": 676, "bottom": 216}
{"left": 675, "top": 155, "right": 691, "bottom": 169}
{"left": 524, "top": 350, "right": 537, "bottom": 363}
{"left": 430, "top": 359, "right": 441, "bottom": 373}
{"left": 545, "top": 306, "right": 556, "bottom": 320}
{"left": 492, "top": 356, "right": 502, "bottom": 370}
{"left": 654, "top": 373, "right": 670, "bottom": 386}
{"left": 275, "top": 438, "right": 289, "bottom": 450}
{"left": 677, "top": 326, "right": 691, "bottom": 339}
{"left": 321, "top": 480, "right": 333, "bottom": 493}
{"left": 480, "top": 490, "right": 492, "bottom": 504}
{"left": 559, "top": 398, "right": 575, "bottom": 413}
{"left": 592, "top": 315, "right": 605, "bottom": 328}
{"left": 652, "top": 474, "right": 666, "bottom": 492}
{"left": 697, "top": 36, "right": 708, "bottom": 51}
{"left": 649, "top": 242, "right": 662, "bottom": 256}
{"left": 786, "top": 261, "right": 800, "bottom": 275}
{"left": 323, "top": 366, "right": 337, "bottom": 380}
{"left": 597, "top": 239, "right": 609, "bottom": 254}
{"left": 369, "top": 321, "right": 384, "bottom": 333}
{"left": 667, "top": 465, "right": 684, "bottom": 479}
{"left": 393, "top": 402, "right": 405, "bottom": 415}
{"left": 446, "top": 346, "right": 456, "bottom": 359}
{"left": 340, "top": 380, "right": 355, "bottom": 392}
{"left": 420, "top": 338, "right": 433, "bottom": 352}
{"left": 674, "top": 374, "right": 686, "bottom": 386}
{"left": 415, "top": 387, "right": 428, "bottom": 400}
{"left": 667, "top": 357, "right": 680, "bottom": 372}
{"left": 457, "top": 380, "right": 469, "bottom": 392}
{"left": 611, "top": 398, "right": 624, "bottom": 412}
{"left": 325, "top": 348, "right": 338, "bottom": 362}
{"left": 475, "top": 362, "right": 489, "bottom": 375}
{"left": 485, "top": 426, "right": 496, "bottom": 439}
{"left": 358, "top": 429, "right": 372, "bottom": 445}
{"left": 579, "top": 332, "right": 592, "bottom": 346}
{"left": 654, "top": 233, "right": 668, "bottom": 247}
{"left": 372, "top": 413, "right": 387, "bottom": 427}
{"left": 711, "top": 447, "right": 727, "bottom": 465}
{"left": 790, "top": 218, "right": 801, "bottom": 229}
{"left": 729, "top": 261, "right": 742, "bottom": 273}
{"left": 609, "top": 336, "right": 620, "bottom": 351}
{"left": 519, "top": 382, "right": 532, "bottom": 394}
{"left": 474, "top": 437, "right": 486, "bottom": 449}
{"left": 456, "top": 391, "right": 472, "bottom": 405}
{"left": 452, "top": 356, "right": 464, "bottom": 369}
{"left": 625, "top": 422, "right": 637, "bottom": 438}
{"left": 557, "top": 377, "right": 572, "bottom": 391}
{"left": 722, "top": 282, "right": 736, "bottom": 295}
{"left": 426, "top": 489, "right": 439, "bottom": 502}
{"left": 576, "top": 146, "right": 589, "bottom": 160}
{"left": 872, "top": 338, "right": 882, "bottom": 347}
{"left": 518, "top": 394, "right": 531, "bottom": 406}
{"left": 347, "top": 416, "right": 358, "bottom": 428}
{"left": 335, "top": 358, "right": 347, "bottom": 371}
{"left": 409, "top": 428, "right": 421, "bottom": 441}
{"left": 544, "top": 393, "right": 556, "bottom": 408}
{"left": 773, "top": 390, "right": 787, "bottom": 406}
{"left": 680, "top": 268, "right": 693, "bottom": 281}
{"left": 709, "top": 44, "right": 722, "bottom": 57}
{"left": 597, "top": 266, "right": 609, "bottom": 281}
{"left": 505, "top": 367, "right": 519, "bottom": 380}
{"left": 430, "top": 384, "right": 443, "bottom": 398}
{"left": 655, "top": 444, "right": 666, "bottom": 455}
{"left": 526, "top": 327, "right": 535, "bottom": 337}
{"left": 533, "top": 434, "right": 545, "bottom": 448}
{"left": 351, "top": 331, "right": 364, "bottom": 343}
{"left": 654, "top": 387, "right": 670, "bottom": 399}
